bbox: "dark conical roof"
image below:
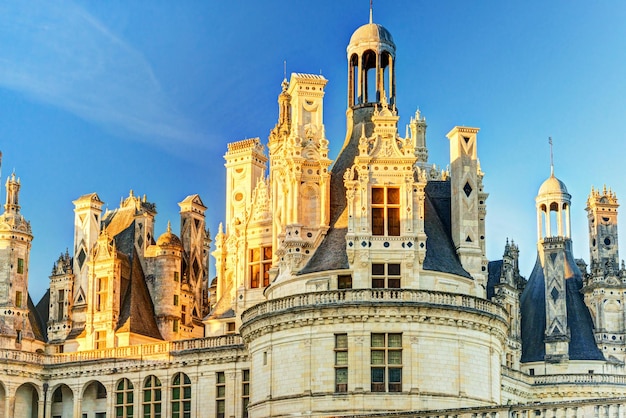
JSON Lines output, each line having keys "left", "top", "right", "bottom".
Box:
{"left": 520, "top": 245, "right": 604, "bottom": 363}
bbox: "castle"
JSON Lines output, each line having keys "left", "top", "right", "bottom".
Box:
{"left": 1, "top": 14, "right": 626, "bottom": 418}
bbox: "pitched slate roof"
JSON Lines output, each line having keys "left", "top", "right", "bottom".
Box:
{"left": 423, "top": 182, "right": 471, "bottom": 279}
{"left": 116, "top": 247, "right": 163, "bottom": 340}
{"left": 29, "top": 293, "right": 47, "bottom": 342}
{"left": 520, "top": 249, "right": 604, "bottom": 363}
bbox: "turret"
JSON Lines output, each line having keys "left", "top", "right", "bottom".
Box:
{"left": 582, "top": 186, "right": 626, "bottom": 362}
{"left": 47, "top": 250, "right": 74, "bottom": 345}
{"left": 536, "top": 170, "right": 572, "bottom": 362}
{"left": 409, "top": 110, "right": 428, "bottom": 170}
{"left": 586, "top": 186, "right": 620, "bottom": 277}
{"left": 493, "top": 240, "right": 523, "bottom": 369}
{"left": 146, "top": 222, "right": 185, "bottom": 340}
{"left": 0, "top": 173, "right": 35, "bottom": 347}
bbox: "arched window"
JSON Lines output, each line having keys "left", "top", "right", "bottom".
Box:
{"left": 171, "top": 373, "right": 191, "bottom": 418}
{"left": 142, "top": 376, "right": 162, "bottom": 418}
{"left": 381, "top": 51, "right": 393, "bottom": 104}
{"left": 349, "top": 53, "right": 359, "bottom": 106}
{"left": 362, "top": 50, "right": 377, "bottom": 103}
{"left": 115, "top": 378, "right": 134, "bottom": 418}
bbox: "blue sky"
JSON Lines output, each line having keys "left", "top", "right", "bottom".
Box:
{"left": 1, "top": 1, "right": 626, "bottom": 301}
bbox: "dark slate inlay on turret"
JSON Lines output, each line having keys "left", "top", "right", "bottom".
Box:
{"left": 463, "top": 182, "right": 472, "bottom": 197}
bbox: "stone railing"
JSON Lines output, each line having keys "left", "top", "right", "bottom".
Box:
{"left": 241, "top": 288, "right": 508, "bottom": 324}
{"left": 1, "top": 335, "right": 245, "bottom": 366}
{"left": 0, "top": 349, "right": 46, "bottom": 364}
{"left": 349, "top": 397, "right": 626, "bottom": 418}
{"left": 532, "top": 373, "right": 626, "bottom": 385}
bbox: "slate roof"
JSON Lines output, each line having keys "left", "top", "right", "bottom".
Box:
{"left": 520, "top": 248, "right": 604, "bottom": 363}
{"left": 298, "top": 109, "right": 470, "bottom": 279}
{"left": 113, "top": 220, "right": 137, "bottom": 257}
{"left": 423, "top": 182, "right": 471, "bottom": 279}
{"left": 116, "top": 247, "right": 163, "bottom": 340}
{"left": 29, "top": 293, "right": 47, "bottom": 342}
{"left": 486, "top": 260, "right": 503, "bottom": 299}
{"left": 67, "top": 217, "right": 162, "bottom": 340}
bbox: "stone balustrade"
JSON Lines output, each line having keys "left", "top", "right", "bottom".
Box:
{"left": 532, "top": 373, "right": 626, "bottom": 385}
{"left": 0, "top": 335, "right": 244, "bottom": 366}
{"left": 348, "top": 397, "right": 626, "bottom": 417}
{"left": 241, "top": 288, "right": 509, "bottom": 324}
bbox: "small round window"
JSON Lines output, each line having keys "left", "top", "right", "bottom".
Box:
{"left": 604, "top": 237, "right": 611, "bottom": 246}
{"left": 234, "top": 192, "right": 244, "bottom": 202}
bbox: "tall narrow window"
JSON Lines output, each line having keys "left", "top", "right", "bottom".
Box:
{"left": 57, "top": 290, "right": 65, "bottom": 321}
{"left": 96, "top": 277, "right": 107, "bottom": 311}
{"left": 216, "top": 372, "right": 226, "bottom": 418}
{"left": 335, "top": 334, "right": 348, "bottom": 393}
{"left": 142, "top": 375, "right": 162, "bottom": 418}
{"left": 181, "top": 305, "right": 187, "bottom": 324}
{"left": 15, "top": 291, "right": 22, "bottom": 308}
{"left": 242, "top": 369, "right": 250, "bottom": 418}
{"left": 249, "top": 246, "right": 272, "bottom": 288}
{"left": 372, "top": 263, "right": 401, "bottom": 288}
{"left": 17, "top": 258, "right": 24, "bottom": 274}
{"left": 95, "top": 330, "right": 106, "bottom": 350}
{"left": 371, "top": 333, "right": 402, "bottom": 392}
{"left": 171, "top": 373, "right": 191, "bottom": 418}
{"left": 115, "top": 378, "right": 134, "bottom": 418}
{"left": 371, "top": 187, "right": 400, "bottom": 236}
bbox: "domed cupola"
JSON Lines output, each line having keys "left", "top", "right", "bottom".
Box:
{"left": 347, "top": 9, "right": 396, "bottom": 108}
{"left": 156, "top": 221, "right": 183, "bottom": 249}
{"left": 536, "top": 168, "right": 571, "bottom": 241}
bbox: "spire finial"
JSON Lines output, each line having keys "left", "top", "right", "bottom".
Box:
{"left": 281, "top": 61, "right": 289, "bottom": 92}
{"left": 369, "top": 0, "right": 373, "bottom": 23}
{"left": 548, "top": 136, "right": 554, "bottom": 176}
{"left": 167, "top": 220, "right": 172, "bottom": 233}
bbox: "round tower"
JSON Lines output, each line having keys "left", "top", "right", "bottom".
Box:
{"left": 150, "top": 222, "right": 184, "bottom": 340}
{"left": 240, "top": 16, "right": 508, "bottom": 416}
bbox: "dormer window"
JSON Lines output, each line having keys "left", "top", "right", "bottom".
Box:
{"left": 372, "top": 187, "right": 400, "bottom": 236}
{"left": 249, "top": 247, "right": 272, "bottom": 288}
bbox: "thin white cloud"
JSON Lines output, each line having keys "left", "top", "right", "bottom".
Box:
{"left": 0, "top": 1, "right": 201, "bottom": 146}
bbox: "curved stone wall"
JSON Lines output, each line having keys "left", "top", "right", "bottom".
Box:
{"left": 240, "top": 289, "right": 509, "bottom": 416}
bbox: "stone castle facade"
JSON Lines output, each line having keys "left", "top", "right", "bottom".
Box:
{"left": 1, "top": 15, "right": 626, "bottom": 418}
